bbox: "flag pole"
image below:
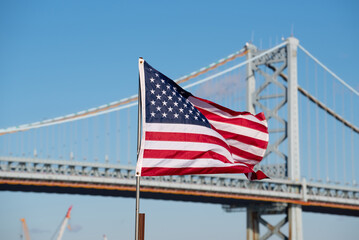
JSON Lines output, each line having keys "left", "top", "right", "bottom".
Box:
{"left": 135, "top": 57, "right": 144, "bottom": 240}
{"left": 135, "top": 176, "right": 140, "bottom": 240}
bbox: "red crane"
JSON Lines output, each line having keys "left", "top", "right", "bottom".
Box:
{"left": 55, "top": 206, "right": 72, "bottom": 240}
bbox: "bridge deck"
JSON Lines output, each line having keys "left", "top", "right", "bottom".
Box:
{"left": 1, "top": 156, "right": 358, "bottom": 217}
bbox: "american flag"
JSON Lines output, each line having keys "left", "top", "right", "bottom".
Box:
{"left": 136, "top": 60, "right": 269, "bottom": 180}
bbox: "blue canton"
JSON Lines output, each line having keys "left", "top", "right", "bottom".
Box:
{"left": 144, "top": 61, "right": 211, "bottom": 128}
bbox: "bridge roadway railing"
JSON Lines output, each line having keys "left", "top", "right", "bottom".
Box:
{"left": 0, "top": 156, "right": 358, "bottom": 216}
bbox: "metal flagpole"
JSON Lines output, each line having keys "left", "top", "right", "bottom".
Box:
{"left": 135, "top": 176, "right": 140, "bottom": 240}
{"left": 135, "top": 58, "right": 144, "bottom": 240}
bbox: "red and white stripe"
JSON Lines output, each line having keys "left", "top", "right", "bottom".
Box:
{"left": 136, "top": 96, "right": 269, "bottom": 178}
{"left": 189, "top": 96, "right": 269, "bottom": 168}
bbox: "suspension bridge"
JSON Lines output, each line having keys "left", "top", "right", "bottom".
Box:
{"left": 0, "top": 37, "right": 358, "bottom": 239}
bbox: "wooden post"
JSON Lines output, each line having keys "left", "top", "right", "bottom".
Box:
{"left": 139, "top": 213, "right": 145, "bottom": 240}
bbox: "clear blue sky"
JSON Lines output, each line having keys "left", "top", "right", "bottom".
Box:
{"left": 1, "top": 1, "right": 359, "bottom": 240}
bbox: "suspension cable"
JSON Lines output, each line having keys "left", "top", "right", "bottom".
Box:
{"left": 0, "top": 42, "right": 291, "bottom": 135}
{"left": 298, "top": 44, "right": 359, "bottom": 96}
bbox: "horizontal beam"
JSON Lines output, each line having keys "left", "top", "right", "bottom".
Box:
{"left": 1, "top": 157, "right": 358, "bottom": 213}
{"left": 1, "top": 178, "right": 358, "bottom": 217}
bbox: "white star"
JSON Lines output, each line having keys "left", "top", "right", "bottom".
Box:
{"left": 172, "top": 91, "right": 176, "bottom": 96}
{"left": 155, "top": 73, "right": 159, "bottom": 77}
{"left": 156, "top": 84, "right": 160, "bottom": 88}
{"left": 179, "top": 108, "right": 184, "bottom": 113}
{"left": 150, "top": 112, "right": 155, "bottom": 117}
{"left": 166, "top": 85, "right": 171, "bottom": 89}
{"left": 150, "top": 78, "right": 155, "bottom": 82}
{"left": 196, "top": 112, "right": 200, "bottom": 116}
{"left": 174, "top": 113, "right": 179, "bottom": 118}
{"left": 162, "top": 101, "right": 167, "bottom": 106}
{"left": 150, "top": 100, "right": 155, "bottom": 105}
{"left": 161, "top": 79, "right": 165, "bottom": 83}
{"left": 202, "top": 118, "right": 205, "bottom": 122}
{"left": 174, "top": 102, "right": 179, "bottom": 107}
{"left": 185, "top": 114, "right": 189, "bottom": 119}
{"left": 162, "top": 112, "right": 167, "bottom": 118}
{"left": 183, "top": 104, "right": 187, "bottom": 108}
{"left": 178, "top": 97, "right": 182, "bottom": 102}
{"left": 168, "top": 107, "right": 173, "bottom": 112}
{"left": 156, "top": 106, "right": 162, "bottom": 111}
{"left": 173, "top": 87, "right": 177, "bottom": 90}
{"left": 162, "top": 90, "right": 166, "bottom": 95}
{"left": 189, "top": 110, "right": 193, "bottom": 114}
{"left": 150, "top": 89, "right": 155, "bottom": 94}
{"left": 156, "top": 95, "right": 161, "bottom": 100}
{"left": 168, "top": 96, "right": 173, "bottom": 100}
{"left": 194, "top": 116, "right": 198, "bottom": 120}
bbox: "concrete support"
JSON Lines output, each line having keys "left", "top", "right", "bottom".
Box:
{"left": 245, "top": 37, "right": 303, "bottom": 240}
{"left": 246, "top": 208, "right": 259, "bottom": 240}
{"left": 287, "top": 37, "right": 303, "bottom": 240}
{"left": 287, "top": 37, "right": 301, "bottom": 181}
{"left": 246, "top": 43, "right": 258, "bottom": 240}
{"left": 246, "top": 43, "right": 257, "bottom": 114}
{"left": 288, "top": 204, "right": 303, "bottom": 240}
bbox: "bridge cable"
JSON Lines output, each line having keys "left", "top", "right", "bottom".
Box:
{"left": 315, "top": 62, "right": 320, "bottom": 181}
{"left": 1, "top": 43, "right": 291, "bottom": 135}
{"left": 333, "top": 80, "right": 338, "bottom": 183}
{"left": 350, "top": 94, "right": 355, "bottom": 185}
{"left": 342, "top": 88, "right": 346, "bottom": 184}
{"left": 305, "top": 56, "right": 312, "bottom": 180}
{"left": 127, "top": 108, "right": 131, "bottom": 165}
{"left": 324, "top": 70, "right": 329, "bottom": 182}
{"left": 116, "top": 110, "right": 120, "bottom": 163}
{"left": 298, "top": 45, "right": 359, "bottom": 96}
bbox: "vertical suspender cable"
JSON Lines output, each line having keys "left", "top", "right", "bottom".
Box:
{"left": 350, "top": 94, "right": 355, "bottom": 185}
{"left": 305, "top": 56, "right": 312, "bottom": 180}
{"left": 116, "top": 110, "right": 120, "bottom": 163}
{"left": 333, "top": 80, "right": 338, "bottom": 183}
{"left": 46, "top": 126, "right": 48, "bottom": 159}
{"left": 106, "top": 113, "right": 110, "bottom": 163}
{"left": 84, "top": 118, "right": 89, "bottom": 161}
{"left": 128, "top": 108, "right": 131, "bottom": 165}
{"left": 342, "top": 88, "right": 346, "bottom": 184}
{"left": 51, "top": 125, "right": 54, "bottom": 158}
{"left": 33, "top": 128, "right": 36, "bottom": 157}
{"left": 40, "top": 127, "right": 43, "bottom": 157}
{"left": 299, "top": 85, "right": 303, "bottom": 177}
{"left": 28, "top": 130, "right": 30, "bottom": 157}
{"left": 1, "top": 132, "right": 4, "bottom": 155}
{"left": 20, "top": 131, "right": 24, "bottom": 156}
{"left": 95, "top": 117, "right": 99, "bottom": 162}
{"left": 324, "top": 71, "right": 329, "bottom": 182}
{"left": 74, "top": 121, "right": 77, "bottom": 161}
{"left": 63, "top": 124, "right": 67, "bottom": 160}
{"left": 8, "top": 133, "right": 10, "bottom": 155}
{"left": 58, "top": 125, "right": 61, "bottom": 159}
{"left": 315, "top": 63, "right": 320, "bottom": 181}
{"left": 69, "top": 122, "right": 73, "bottom": 160}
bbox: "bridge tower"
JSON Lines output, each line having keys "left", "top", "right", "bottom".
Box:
{"left": 245, "top": 37, "right": 302, "bottom": 240}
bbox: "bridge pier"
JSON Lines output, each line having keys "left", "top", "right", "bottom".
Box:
{"left": 245, "top": 37, "right": 303, "bottom": 240}
{"left": 246, "top": 208, "right": 259, "bottom": 240}
{"left": 287, "top": 37, "right": 303, "bottom": 240}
